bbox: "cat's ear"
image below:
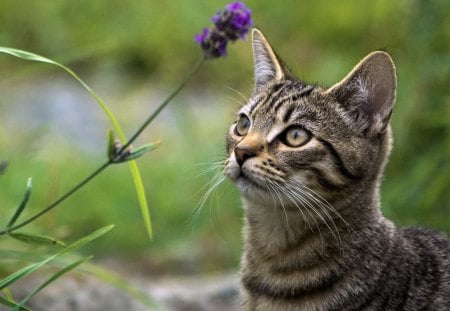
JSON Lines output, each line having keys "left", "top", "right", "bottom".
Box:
{"left": 252, "top": 28, "right": 288, "bottom": 89}
{"left": 326, "top": 51, "right": 397, "bottom": 135}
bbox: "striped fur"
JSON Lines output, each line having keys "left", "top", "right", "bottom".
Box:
{"left": 224, "top": 29, "right": 449, "bottom": 310}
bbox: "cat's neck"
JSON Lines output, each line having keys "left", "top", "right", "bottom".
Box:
{"left": 242, "top": 186, "right": 388, "bottom": 257}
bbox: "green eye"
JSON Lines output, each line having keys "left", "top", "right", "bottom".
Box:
{"left": 283, "top": 126, "right": 311, "bottom": 147}
{"left": 235, "top": 114, "right": 251, "bottom": 136}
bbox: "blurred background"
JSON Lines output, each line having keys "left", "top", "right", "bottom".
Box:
{"left": 0, "top": 0, "right": 448, "bottom": 284}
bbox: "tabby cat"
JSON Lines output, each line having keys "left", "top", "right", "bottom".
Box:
{"left": 224, "top": 29, "right": 450, "bottom": 310}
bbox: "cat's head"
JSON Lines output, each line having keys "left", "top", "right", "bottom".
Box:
{"left": 225, "top": 29, "right": 396, "bottom": 208}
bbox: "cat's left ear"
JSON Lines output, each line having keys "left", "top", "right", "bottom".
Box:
{"left": 326, "top": 51, "right": 397, "bottom": 135}
{"left": 252, "top": 28, "right": 290, "bottom": 90}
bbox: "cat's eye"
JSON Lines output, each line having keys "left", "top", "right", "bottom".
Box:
{"left": 282, "top": 126, "right": 311, "bottom": 147}
{"left": 235, "top": 114, "right": 251, "bottom": 136}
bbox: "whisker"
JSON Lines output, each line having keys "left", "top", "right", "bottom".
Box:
{"left": 270, "top": 180, "right": 316, "bottom": 235}
{"left": 282, "top": 185, "right": 326, "bottom": 252}
{"left": 284, "top": 178, "right": 347, "bottom": 253}
{"left": 187, "top": 164, "right": 226, "bottom": 232}
{"left": 290, "top": 186, "right": 340, "bottom": 241}
{"left": 266, "top": 180, "right": 289, "bottom": 225}
{"left": 225, "top": 94, "right": 246, "bottom": 107}
{"left": 194, "top": 157, "right": 227, "bottom": 177}
{"left": 225, "top": 86, "right": 248, "bottom": 104}
{"left": 290, "top": 178, "right": 352, "bottom": 234}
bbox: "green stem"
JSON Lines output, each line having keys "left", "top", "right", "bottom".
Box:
{"left": 118, "top": 56, "right": 206, "bottom": 154}
{"left": 0, "top": 161, "right": 111, "bottom": 235}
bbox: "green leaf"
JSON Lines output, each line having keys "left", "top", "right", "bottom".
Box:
{"left": 0, "top": 225, "right": 113, "bottom": 290}
{"left": 3, "top": 288, "right": 15, "bottom": 303}
{"left": 7, "top": 178, "right": 32, "bottom": 229}
{"left": 8, "top": 232, "right": 65, "bottom": 248}
{"left": 0, "top": 296, "right": 31, "bottom": 311}
{"left": 0, "top": 47, "right": 153, "bottom": 239}
{"left": 121, "top": 142, "right": 160, "bottom": 162}
{"left": 129, "top": 162, "right": 153, "bottom": 239}
{"left": 0, "top": 47, "right": 55, "bottom": 64}
{"left": 15, "top": 256, "right": 93, "bottom": 310}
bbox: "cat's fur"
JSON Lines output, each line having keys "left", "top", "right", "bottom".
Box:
{"left": 224, "top": 29, "right": 450, "bottom": 310}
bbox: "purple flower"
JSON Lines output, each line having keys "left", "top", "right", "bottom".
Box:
{"left": 195, "top": 1, "right": 253, "bottom": 59}
{"left": 194, "top": 28, "right": 210, "bottom": 45}
{"left": 195, "top": 28, "right": 228, "bottom": 58}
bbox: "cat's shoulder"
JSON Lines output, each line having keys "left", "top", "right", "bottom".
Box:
{"left": 397, "top": 226, "right": 450, "bottom": 266}
{"left": 399, "top": 226, "right": 450, "bottom": 249}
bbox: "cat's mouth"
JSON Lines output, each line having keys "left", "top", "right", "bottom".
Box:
{"left": 235, "top": 171, "right": 268, "bottom": 194}
{"left": 225, "top": 159, "right": 272, "bottom": 197}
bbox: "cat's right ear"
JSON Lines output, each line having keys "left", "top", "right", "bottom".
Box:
{"left": 326, "top": 51, "right": 397, "bottom": 135}
{"left": 252, "top": 28, "right": 286, "bottom": 89}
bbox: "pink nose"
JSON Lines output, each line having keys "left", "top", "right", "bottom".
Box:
{"left": 234, "top": 146, "right": 257, "bottom": 166}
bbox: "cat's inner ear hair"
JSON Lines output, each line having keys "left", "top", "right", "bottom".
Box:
{"left": 252, "top": 28, "right": 288, "bottom": 89}
{"left": 326, "top": 51, "right": 397, "bottom": 135}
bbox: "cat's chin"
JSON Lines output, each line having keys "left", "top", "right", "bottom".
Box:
{"left": 234, "top": 175, "right": 273, "bottom": 203}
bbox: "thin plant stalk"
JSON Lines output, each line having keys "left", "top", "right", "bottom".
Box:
{"left": 0, "top": 161, "right": 110, "bottom": 235}
{"left": 119, "top": 56, "right": 205, "bottom": 153}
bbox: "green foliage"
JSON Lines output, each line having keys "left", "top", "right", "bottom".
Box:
{"left": 8, "top": 233, "right": 65, "bottom": 248}
{"left": 15, "top": 256, "right": 92, "bottom": 308}
{"left": 0, "top": 226, "right": 113, "bottom": 309}
{"left": 6, "top": 178, "right": 32, "bottom": 229}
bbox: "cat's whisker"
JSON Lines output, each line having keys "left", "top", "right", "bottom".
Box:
{"left": 290, "top": 178, "right": 353, "bottom": 235}
{"left": 272, "top": 181, "right": 317, "bottom": 239}
{"left": 225, "top": 94, "right": 247, "bottom": 107}
{"left": 284, "top": 179, "right": 343, "bottom": 252}
{"left": 266, "top": 180, "right": 289, "bottom": 225}
{"left": 282, "top": 185, "right": 327, "bottom": 253}
{"left": 194, "top": 158, "right": 227, "bottom": 177}
{"left": 300, "top": 192, "right": 346, "bottom": 257}
{"left": 187, "top": 165, "right": 226, "bottom": 232}
{"left": 291, "top": 188, "right": 339, "bottom": 240}
{"left": 225, "top": 86, "right": 248, "bottom": 104}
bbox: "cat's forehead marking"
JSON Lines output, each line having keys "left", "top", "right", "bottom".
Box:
{"left": 240, "top": 96, "right": 260, "bottom": 115}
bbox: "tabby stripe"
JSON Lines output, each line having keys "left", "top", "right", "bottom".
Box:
{"left": 264, "top": 84, "right": 291, "bottom": 114}
{"left": 247, "top": 95, "right": 266, "bottom": 116}
{"left": 282, "top": 104, "right": 296, "bottom": 123}
{"left": 293, "top": 85, "right": 314, "bottom": 99}
{"left": 274, "top": 85, "right": 315, "bottom": 116}
{"left": 270, "top": 85, "right": 299, "bottom": 112}
{"left": 356, "top": 238, "right": 396, "bottom": 309}
{"left": 242, "top": 271, "right": 340, "bottom": 301}
{"left": 271, "top": 94, "right": 296, "bottom": 114}
{"left": 249, "top": 83, "right": 288, "bottom": 115}
{"left": 270, "top": 82, "right": 286, "bottom": 93}
{"left": 308, "top": 167, "right": 345, "bottom": 191}
{"left": 317, "top": 138, "right": 361, "bottom": 180}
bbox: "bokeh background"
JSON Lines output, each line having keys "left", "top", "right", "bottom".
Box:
{"left": 0, "top": 0, "right": 448, "bottom": 278}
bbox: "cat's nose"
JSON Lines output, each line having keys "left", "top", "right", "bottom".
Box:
{"left": 234, "top": 145, "right": 258, "bottom": 166}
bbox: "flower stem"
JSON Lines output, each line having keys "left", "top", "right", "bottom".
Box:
{"left": 0, "top": 161, "right": 111, "bottom": 235}
{"left": 118, "top": 56, "right": 206, "bottom": 154}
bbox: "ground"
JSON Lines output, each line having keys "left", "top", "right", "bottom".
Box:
{"left": 7, "top": 259, "right": 239, "bottom": 311}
